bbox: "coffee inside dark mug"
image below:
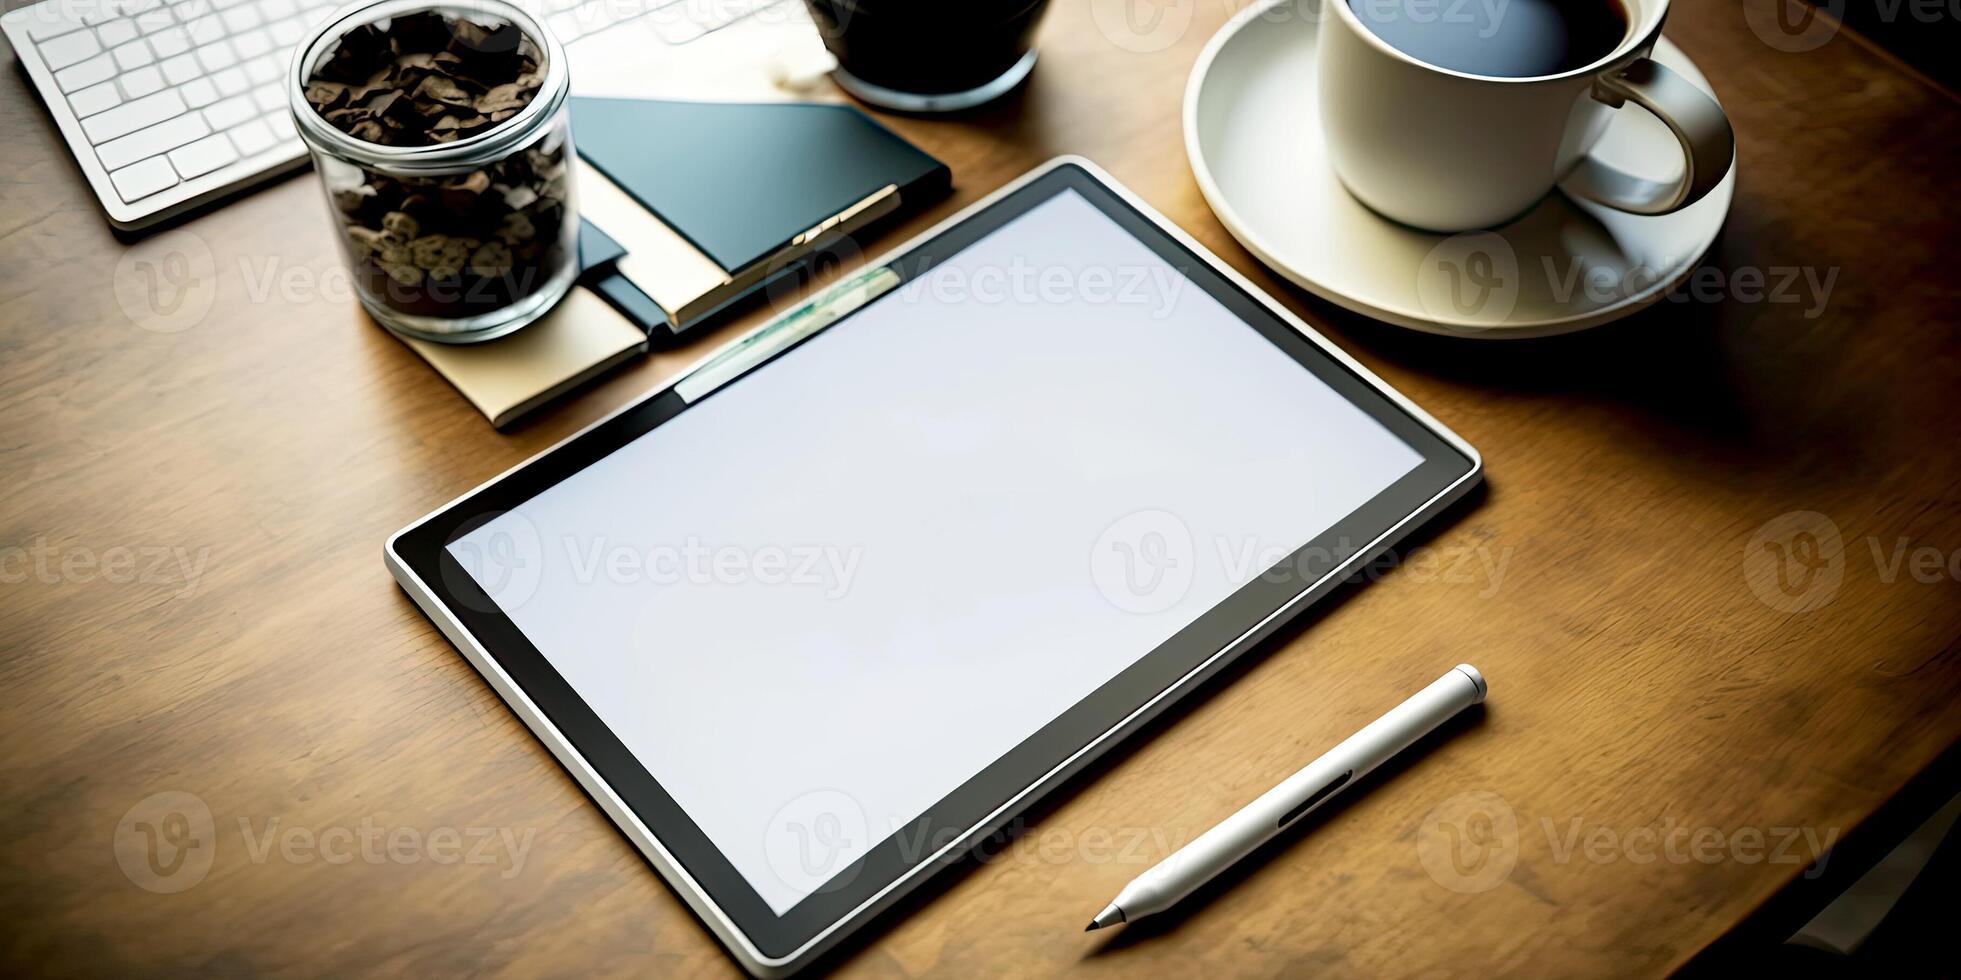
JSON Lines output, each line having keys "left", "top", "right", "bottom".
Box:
{"left": 1347, "top": 0, "right": 1629, "bottom": 78}
{"left": 804, "top": 0, "right": 1050, "bottom": 105}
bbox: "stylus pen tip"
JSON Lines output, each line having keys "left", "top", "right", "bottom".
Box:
{"left": 1086, "top": 904, "right": 1126, "bottom": 931}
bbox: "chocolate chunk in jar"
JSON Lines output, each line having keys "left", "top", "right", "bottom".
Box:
{"left": 306, "top": 9, "right": 569, "bottom": 324}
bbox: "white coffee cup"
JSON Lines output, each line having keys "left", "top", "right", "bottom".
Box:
{"left": 1318, "top": 0, "right": 1733, "bottom": 232}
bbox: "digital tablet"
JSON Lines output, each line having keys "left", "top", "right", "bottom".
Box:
{"left": 386, "top": 157, "right": 1481, "bottom": 977}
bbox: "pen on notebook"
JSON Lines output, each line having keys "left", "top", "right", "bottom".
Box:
{"left": 1085, "top": 665, "right": 1487, "bottom": 931}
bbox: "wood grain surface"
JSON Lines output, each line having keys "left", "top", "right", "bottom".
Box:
{"left": 3, "top": 0, "right": 1959, "bottom": 976}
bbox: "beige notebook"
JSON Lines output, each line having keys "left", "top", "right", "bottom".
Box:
{"left": 399, "top": 287, "right": 646, "bottom": 428}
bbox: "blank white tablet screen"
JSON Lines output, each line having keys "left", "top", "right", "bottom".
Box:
{"left": 450, "top": 189, "right": 1423, "bottom": 914}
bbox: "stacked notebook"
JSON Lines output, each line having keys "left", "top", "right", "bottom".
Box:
{"left": 403, "top": 97, "right": 950, "bottom": 427}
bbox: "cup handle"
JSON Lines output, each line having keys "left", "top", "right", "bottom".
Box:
{"left": 1560, "top": 58, "right": 1735, "bottom": 216}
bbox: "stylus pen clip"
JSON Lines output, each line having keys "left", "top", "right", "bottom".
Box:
{"left": 675, "top": 265, "right": 902, "bottom": 403}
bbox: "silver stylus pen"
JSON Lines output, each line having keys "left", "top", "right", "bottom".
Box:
{"left": 1085, "top": 664, "right": 1487, "bottom": 931}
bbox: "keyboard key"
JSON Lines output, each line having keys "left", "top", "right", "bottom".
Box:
{"left": 228, "top": 116, "right": 275, "bottom": 155}
{"left": 219, "top": 4, "right": 259, "bottom": 31}
{"left": 695, "top": 0, "right": 764, "bottom": 31}
{"left": 22, "top": 8, "right": 91, "bottom": 42}
{"left": 193, "top": 40, "right": 236, "bottom": 72}
{"left": 69, "top": 80, "right": 124, "bottom": 118}
{"left": 119, "top": 64, "right": 165, "bottom": 97}
{"left": 231, "top": 27, "right": 272, "bottom": 59}
{"left": 96, "top": 110, "right": 208, "bottom": 168}
{"left": 111, "top": 37, "right": 154, "bottom": 70}
{"left": 211, "top": 66, "right": 247, "bottom": 95}
{"left": 134, "top": 6, "right": 175, "bottom": 32}
{"left": 546, "top": 11, "right": 588, "bottom": 42}
{"left": 241, "top": 54, "right": 280, "bottom": 84}
{"left": 582, "top": 0, "right": 627, "bottom": 28}
{"left": 168, "top": 132, "right": 238, "bottom": 176}
{"left": 75, "top": 0, "right": 130, "bottom": 24}
{"left": 108, "top": 156, "right": 180, "bottom": 201}
{"left": 267, "top": 111, "right": 296, "bottom": 141}
{"left": 38, "top": 26, "right": 103, "bottom": 69}
{"left": 149, "top": 26, "right": 191, "bottom": 56}
{"left": 95, "top": 17, "right": 140, "bottom": 48}
{"left": 55, "top": 52, "right": 117, "bottom": 92}
{"left": 182, "top": 11, "right": 225, "bottom": 43}
{"left": 81, "top": 87, "right": 184, "bottom": 142}
{"left": 160, "top": 52, "right": 201, "bottom": 84}
{"left": 266, "top": 18, "right": 302, "bottom": 45}
{"left": 250, "top": 82, "right": 283, "bottom": 111}
{"left": 651, "top": 15, "right": 706, "bottom": 44}
{"left": 180, "top": 76, "right": 219, "bottom": 107}
{"left": 203, "top": 93, "right": 254, "bottom": 128}
{"left": 89, "top": 0, "right": 161, "bottom": 22}
{"left": 255, "top": 0, "right": 297, "bottom": 18}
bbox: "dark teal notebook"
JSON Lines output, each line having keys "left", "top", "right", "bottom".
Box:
{"left": 571, "top": 98, "right": 951, "bottom": 340}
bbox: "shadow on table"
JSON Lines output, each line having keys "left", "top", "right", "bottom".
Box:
{"left": 1080, "top": 700, "right": 1488, "bottom": 958}
{"left": 749, "top": 483, "right": 1493, "bottom": 976}
{"left": 1281, "top": 225, "right": 1890, "bottom": 496}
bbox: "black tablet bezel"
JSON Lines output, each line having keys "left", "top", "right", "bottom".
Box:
{"left": 390, "top": 162, "right": 1477, "bottom": 959}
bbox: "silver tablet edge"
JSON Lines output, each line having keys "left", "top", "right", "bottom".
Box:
{"left": 383, "top": 154, "right": 1484, "bottom": 977}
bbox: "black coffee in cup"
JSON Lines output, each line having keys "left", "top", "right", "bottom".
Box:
{"left": 804, "top": 0, "right": 1049, "bottom": 104}
{"left": 1346, "top": 0, "right": 1629, "bottom": 78}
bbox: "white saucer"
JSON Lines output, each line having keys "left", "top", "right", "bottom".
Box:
{"left": 1183, "top": 0, "right": 1736, "bottom": 338}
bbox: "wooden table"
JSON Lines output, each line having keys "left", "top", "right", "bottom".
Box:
{"left": 4, "top": 1, "right": 1958, "bottom": 975}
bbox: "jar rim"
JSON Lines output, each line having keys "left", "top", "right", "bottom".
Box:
{"left": 288, "top": 0, "right": 570, "bottom": 174}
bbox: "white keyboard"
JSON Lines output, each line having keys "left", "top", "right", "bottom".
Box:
{"left": 3, "top": 0, "right": 807, "bottom": 231}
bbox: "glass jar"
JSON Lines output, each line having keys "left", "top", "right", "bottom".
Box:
{"left": 289, "top": 0, "right": 577, "bottom": 343}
